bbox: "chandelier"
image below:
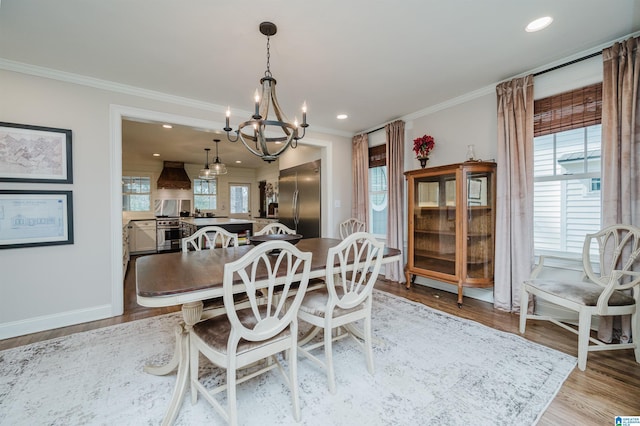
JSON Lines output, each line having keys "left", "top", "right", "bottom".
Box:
{"left": 199, "top": 139, "right": 227, "bottom": 179}
{"left": 223, "top": 21, "right": 308, "bottom": 163}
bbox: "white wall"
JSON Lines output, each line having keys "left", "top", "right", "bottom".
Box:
{"left": 408, "top": 93, "right": 498, "bottom": 169}
{"left": 0, "top": 68, "right": 351, "bottom": 339}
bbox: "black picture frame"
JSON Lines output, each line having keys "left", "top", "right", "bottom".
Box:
{"left": 0, "top": 190, "right": 74, "bottom": 249}
{"left": 468, "top": 178, "right": 482, "bottom": 200}
{"left": 0, "top": 122, "right": 73, "bottom": 183}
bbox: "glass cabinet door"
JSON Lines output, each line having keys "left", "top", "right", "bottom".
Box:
{"left": 465, "top": 170, "right": 494, "bottom": 280}
{"left": 412, "top": 172, "right": 457, "bottom": 275}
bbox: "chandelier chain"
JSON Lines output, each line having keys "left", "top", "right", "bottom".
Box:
{"left": 265, "top": 35, "right": 272, "bottom": 77}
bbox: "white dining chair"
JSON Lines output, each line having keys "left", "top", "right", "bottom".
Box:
{"left": 189, "top": 240, "right": 312, "bottom": 426}
{"left": 182, "top": 226, "right": 242, "bottom": 320}
{"left": 182, "top": 226, "right": 238, "bottom": 252}
{"left": 297, "top": 231, "right": 384, "bottom": 394}
{"left": 254, "top": 222, "right": 296, "bottom": 236}
{"left": 339, "top": 218, "right": 366, "bottom": 239}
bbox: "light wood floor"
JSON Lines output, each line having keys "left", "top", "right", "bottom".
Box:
{"left": 2, "top": 256, "right": 639, "bottom": 425}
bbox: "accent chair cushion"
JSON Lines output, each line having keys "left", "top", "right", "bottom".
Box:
{"left": 525, "top": 279, "right": 636, "bottom": 307}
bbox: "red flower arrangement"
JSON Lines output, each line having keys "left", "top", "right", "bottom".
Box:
{"left": 413, "top": 134, "right": 435, "bottom": 158}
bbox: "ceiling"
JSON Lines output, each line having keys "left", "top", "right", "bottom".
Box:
{"left": 1, "top": 1, "right": 639, "bottom": 168}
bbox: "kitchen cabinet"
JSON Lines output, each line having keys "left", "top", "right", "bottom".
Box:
{"left": 128, "top": 220, "right": 157, "bottom": 254}
{"left": 404, "top": 161, "right": 496, "bottom": 306}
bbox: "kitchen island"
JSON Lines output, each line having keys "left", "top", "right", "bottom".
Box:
{"left": 180, "top": 217, "right": 255, "bottom": 245}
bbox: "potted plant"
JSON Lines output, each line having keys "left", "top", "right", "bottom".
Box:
{"left": 413, "top": 134, "right": 435, "bottom": 168}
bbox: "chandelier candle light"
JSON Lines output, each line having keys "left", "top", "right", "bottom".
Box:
{"left": 224, "top": 21, "right": 309, "bottom": 163}
{"left": 413, "top": 134, "right": 435, "bottom": 168}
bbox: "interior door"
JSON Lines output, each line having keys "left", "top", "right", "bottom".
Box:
{"left": 229, "top": 183, "right": 251, "bottom": 219}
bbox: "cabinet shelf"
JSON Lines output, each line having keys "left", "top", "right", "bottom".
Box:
{"left": 405, "top": 161, "right": 496, "bottom": 306}
{"left": 414, "top": 229, "right": 490, "bottom": 238}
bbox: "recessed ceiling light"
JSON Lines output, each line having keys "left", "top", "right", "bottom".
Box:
{"left": 235, "top": 160, "right": 242, "bottom": 164}
{"left": 526, "top": 16, "right": 553, "bottom": 32}
{"left": 152, "top": 153, "right": 160, "bottom": 157}
{"left": 337, "top": 114, "right": 348, "bottom": 120}
{"left": 162, "top": 124, "right": 173, "bottom": 129}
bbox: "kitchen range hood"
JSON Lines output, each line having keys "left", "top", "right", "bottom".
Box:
{"left": 157, "top": 161, "right": 191, "bottom": 190}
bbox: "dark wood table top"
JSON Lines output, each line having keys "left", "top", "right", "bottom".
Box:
{"left": 136, "top": 237, "right": 401, "bottom": 307}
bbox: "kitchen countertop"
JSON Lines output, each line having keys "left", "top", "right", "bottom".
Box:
{"left": 180, "top": 217, "right": 255, "bottom": 226}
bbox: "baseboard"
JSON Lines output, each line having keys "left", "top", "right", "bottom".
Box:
{"left": 411, "top": 276, "right": 494, "bottom": 303}
{"left": 0, "top": 305, "right": 114, "bottom": 340}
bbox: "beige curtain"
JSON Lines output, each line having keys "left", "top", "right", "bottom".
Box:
{"left": 598, "top": 36, "right": 640, "bottom": 343}
{"left": 494, "top": 75, "right": 535, "bottom": 312}
{"left": 352, "top": 133, "right": 369, "bottom": 229}
{"left": 385, "top": 120, "right": 405, "bottom": 283}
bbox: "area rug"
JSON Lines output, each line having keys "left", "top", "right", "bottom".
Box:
{"left": 0, "top": 291, "right": 576, "bottom": 426}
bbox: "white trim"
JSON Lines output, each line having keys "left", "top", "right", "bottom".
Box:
{"left": 0, "top": 305, "right": 113, "bottom": 340}
{"left": 399, "top": 31, "right": 640, "bottom": 124}
{"left": 110, "top": 107, "right": 125, "bottom": 316}
{"left": 0, "top": 58, "right": 352, "bottom": 139}
{"left": 110, "top": 105, "right": 335, "bottom": 313}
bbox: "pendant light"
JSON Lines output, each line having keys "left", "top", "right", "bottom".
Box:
{"left": 199, "top": 148, "right": 214, "bottom": 180}
{"left": 210, "top": 138, "right": 227, "bottom": 175}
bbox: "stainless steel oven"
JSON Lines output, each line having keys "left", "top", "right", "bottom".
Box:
{"left": 156, "top": 217, "right": 181, "bottom": 252}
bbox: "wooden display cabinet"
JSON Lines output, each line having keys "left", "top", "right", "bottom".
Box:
{"left": 404, "top": 161, "right": 496, "bottom": 306}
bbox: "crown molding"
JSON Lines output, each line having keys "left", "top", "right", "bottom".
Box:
{"left": 401, "top": 31, "right": 640, "bottom": 124}
{"left": 0, "top": 58, "right": 352, "bottom": 139}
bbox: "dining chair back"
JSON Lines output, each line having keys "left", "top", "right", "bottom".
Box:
{"left": 189, "top": 240, "right": 312, "bottom": 425}
{"left": 339, "top": 218, "right": 366, "bottom": 239}
{"left": 182, "top": 226, "right": 238, "bottom": 252}
{"left": 182, "top": 226, "right": 241, "bottom": 319}
{"left": 297, "top": 231, "right": 384, "bottom": 393}
{"left": 520, "top": 224, "right": 640, "bottom": 370}
{"left": 254, "top": 222, "right": 297, "bottom": 236}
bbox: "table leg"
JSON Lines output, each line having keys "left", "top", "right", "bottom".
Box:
{"left": 143, "top": 301, "right": 203, "bottom": 426}
{"left": 144, "top": 323, "right": 182, "bottom": 376}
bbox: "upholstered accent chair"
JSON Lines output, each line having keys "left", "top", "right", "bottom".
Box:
{"left": 520, "top": 224, "right": 640, "bottom": 371}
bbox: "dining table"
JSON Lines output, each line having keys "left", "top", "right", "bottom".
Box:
{"left": 136, "top": 237, "right": 402, "bottom": 425}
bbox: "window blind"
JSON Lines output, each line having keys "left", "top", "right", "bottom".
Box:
{"left": 368, "top": 144, "right": 386, "bottom": 168}
{"left": 533, "top": 82, "right": 602, "bottom": 137}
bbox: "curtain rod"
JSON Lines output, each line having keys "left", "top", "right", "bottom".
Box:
{"left": 533, "top": 51, "right": 601, "bottom": 77}
{"left": 366, "top": 126, "right": 385, "bottom": 135}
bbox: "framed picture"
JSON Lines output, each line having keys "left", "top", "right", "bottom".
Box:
{"left": 0, "top": 190, "right": 74, "bottom": 249}
{"left": 0, "top": 122, "right": 73, "bottom": 183}
{"left": 468, "top": 178, "right": 482, "bottom": 200}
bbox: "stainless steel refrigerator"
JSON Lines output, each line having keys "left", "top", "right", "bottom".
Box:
{"left": 278, "top": 160, "right": 321, "bottom": 238}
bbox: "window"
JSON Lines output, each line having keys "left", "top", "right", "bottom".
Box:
{"left": 194, "top": 178, "right": 217, "bottom": 210}
{"left": 533, "top": 83, "right": 602, "bottom": 256}
{"left": 229, "top": 183, "right": 250, "bottom": 214}
{"left": 368, "top": 144, "right": 387, "bottom": 237}
{"left": 122, "top": 176, "right": 151, "bottom": 211}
